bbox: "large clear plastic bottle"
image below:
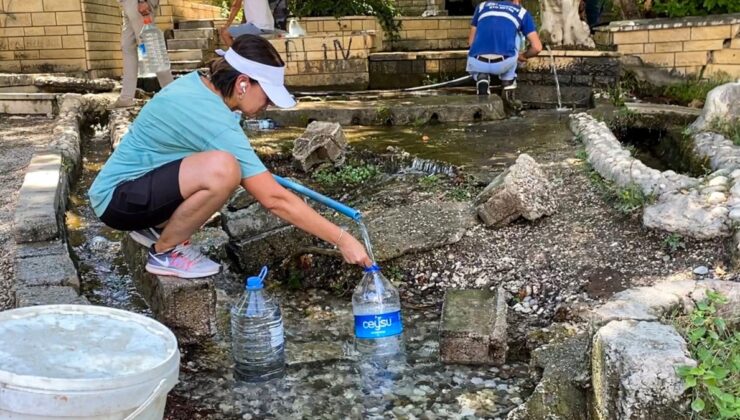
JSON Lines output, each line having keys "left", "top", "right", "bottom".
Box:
{"left": 140, "top": 16, "right": 170, "bottom": 74}
{"left": 231, "top": 266, "right": 285, "bottom": 382}
{"left": 352, "top": 264, "right": 404, "bottom": 357}
{"left": 137, "top": 44, "right": 155, "bottom": 78}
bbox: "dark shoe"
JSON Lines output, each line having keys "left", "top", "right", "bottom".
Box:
{"left": 502, "top": 79, "right": 518, "bottom": 91}
{"left": 476, "top": 78, "right": 490, "bottom": 95}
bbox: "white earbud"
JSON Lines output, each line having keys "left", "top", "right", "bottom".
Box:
{"left": 240, "top": 82, "right": 247, "bottom": 94}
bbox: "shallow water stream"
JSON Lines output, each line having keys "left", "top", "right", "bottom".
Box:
{"left": 66, "top": 113, "right": 579, "bottom": 419}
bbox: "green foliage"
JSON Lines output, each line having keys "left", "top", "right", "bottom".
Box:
{"left": 578, "top": 150, "right": 655, "bottom": 215}
{"left": 312, "top": 164, "right": 381, "bottom": 187}
{"left": 288, "top": 0, "right": 401, "bottom": 39}
{"left": 653, "top": 0, "right": 740, "bottom": 18}
{"left": 675, "top": 291, "right": 740, "bottom": 419}
{"left": 708, "top": 118, "right": 740, "bottom": 146}
{"left": 375, "top": 105, "right": 394, "bottom": 125}
{"left": 664, "top": 74, "right": 733, "bottom": 106}
{"left": 447, "top": 186, "right": 474, "bottom": 202}
{"left": 419, "top": 174, "right": 441, "bottom": 189}
{"left": 663, "top": 233, "right": 686, "bottom": 253}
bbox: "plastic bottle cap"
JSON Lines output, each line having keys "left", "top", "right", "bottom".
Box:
{"left": 363, "top": 264, "right": 381, "bottom": 273}
{"left": 143, "top": 16, "right": 153, "bottom": 25}
{"left": 246, "top": 266, "right": 268, "bottom": 290}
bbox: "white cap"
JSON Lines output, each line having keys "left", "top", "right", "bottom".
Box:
{"left": 215, "top": 48, "right": 296, "bottom": 109}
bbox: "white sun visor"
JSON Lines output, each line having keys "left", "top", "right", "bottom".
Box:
{"left": 216, "top": 48, "right": 296, "bottom": 109}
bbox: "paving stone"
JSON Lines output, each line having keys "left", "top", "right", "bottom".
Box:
{"left": 13, "top": 152, "right": 64, "bottom": 243}
{"left": 14, "top": 250, "right": 79, "bottom": 290}
{"left": 15, "top": 286, "right": 89, "bottom": 307}
{"left": 439, "top": 287, "right": 507, "bottom": 365}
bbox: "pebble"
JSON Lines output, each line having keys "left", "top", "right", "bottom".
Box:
{"left": 471, "top": 377, "right": 484, "bottom": 385}
{"left": 693, "top": 266, "right": 709, "bottom": 275}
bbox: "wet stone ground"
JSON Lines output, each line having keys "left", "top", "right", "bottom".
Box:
{"left": 60, "top": 108, "right": 731, "bottom": 419}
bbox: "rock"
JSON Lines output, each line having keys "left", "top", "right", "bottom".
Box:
{"left": 475, "top": 154, "right": 556, "bottom": 227}
{"left": 226, "top": 188, "right": 257, "bottom": 211}
{"left": 694, "top": 280, "right": 740, "bottom": 329}
{"left": 591, "top": 320, "right": 695, "bottom": 420}
{"left": 642, "top": 192, "right": 730, "bottom": 240}
{"left": 191, "top": 227, "right": 230, "bottom": 262}
{"left": 108, "top": 108, "right": 132, "bottom": 150}
{"left": 508, "top": 334, "right": 590, "bottom": 420}
{"left": 222, "top": 201, "right": 287, "bottom": 239}
{"left": 33, "top": 75, "right": 116, "bottom": 93}
{"left": 538, "top": 0, "right": 595, "bottom": 48}
{"left": 687, "top": 99, "right": 704, "bottom": 109}
{"left": 292, "top": 121, "right": 347, "bottom": 172}
{"left": 691, "top": 82, "right": 740, "bottom": 133}
{"left": 439, "top": 287, "right": 507, "bottom": 365}
{"left": 693, "top": 265, "right": 709, "bottom": 275}
{"left": 229, "top": 225, "right": 314, "bottom": 275}
{"left": 354, "top": 201, "right": 477, "bottom": 262}
{"left": 14, "top": 251, "right": 80, "bottom": 290}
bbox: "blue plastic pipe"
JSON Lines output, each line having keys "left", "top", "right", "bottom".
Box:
{"left": 273, "top": 175, "right": 362, "bottom": 221}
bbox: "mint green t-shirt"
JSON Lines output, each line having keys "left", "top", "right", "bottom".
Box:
{"left": 89, "top": 71, "right": 267, "bottom": 217}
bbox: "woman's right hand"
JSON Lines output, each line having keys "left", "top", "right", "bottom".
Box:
{"left": 338, "top": 233, "right": 373, "bottom": 268}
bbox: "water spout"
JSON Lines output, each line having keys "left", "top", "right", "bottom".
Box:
{"left": 545, "top": 45, "right": 570, "bottom": 112}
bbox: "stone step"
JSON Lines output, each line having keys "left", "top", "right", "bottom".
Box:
{"left": 171, "top": 60, "right": 204, "bottom": 71}
{"left": 168, "top": 49, "right": 205, "bottom": 61}
{"left": 121, "top": 236, "right": 216, "bottom": 342}
{"left": 177, "top": 19, "right": 214, "bottom": 29}
{"left": 167, "top": 38, "right": 213, "bottom": 50}
{"left": 174, "top": 28, "right": 215, "bottom": 39}
{"left": 0, "top": 92, "right": 56, "bottom": 116}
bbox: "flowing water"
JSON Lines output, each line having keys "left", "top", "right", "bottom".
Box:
{"left": 546, "top": 46, "right": 570, "bottom": 113}
{"left": 357, "top": 218, "right": 376, "bottom": 263}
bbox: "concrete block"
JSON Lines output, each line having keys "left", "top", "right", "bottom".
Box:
{"left": 649, "top": 27, "right": 691, "bottom": 43}
{"left": 683, "top": 39, "right": 724, "bottom": 51}
{"left": 617, "top": 43, "right": 644, "bottom": 54}
{"left": 177, "top": 20, "right": 214, "bottom": 29}
{"left": 654, "top": 42, "right": 682, "bottom": 53}
{"left": 169, "top": 49, "right": 205, "bottom": 62}
{"left": 0, "top": 92, "right": 56, "bottom": 116}
{"left": 675, "top": 51, "right": 709, "bottom": 66}
{"left": 439, "top": 287, "right": 507, "bottom": 365}
{"left": 691, "top": 24, "right": 732, "bottom": 40}
{"left": 15, "top": 286, "right": 88, "bottom": 308}
{"left": 14, "top": 251, "right": 80, "bottom": 290}
{"left": 173, "top": 28, "right": 214, "bottom": 39}
{"left": 13, "top": 152, "right": 64, "bottom": 243}
{"left": 122, "top": 237, "right": 216, "bottom": 341}
{"left": 612, "top": 30, "right": 648, "bottom": 44}
{"left": 167, "top": 38, "right": 212, "bottom": 50}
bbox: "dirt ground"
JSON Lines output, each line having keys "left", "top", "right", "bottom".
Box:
{"left": 0, "top": 115, "right": 57, "bottom": 310}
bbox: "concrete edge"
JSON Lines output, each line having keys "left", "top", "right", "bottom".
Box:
{"left": 9, "top": 94, "right": 109, "bottom": 307}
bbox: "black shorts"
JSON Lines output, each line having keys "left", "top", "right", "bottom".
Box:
{"left": 100, "top": 159, "right": 184, "bottom": 231}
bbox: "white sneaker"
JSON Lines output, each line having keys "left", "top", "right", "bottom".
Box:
{"left": 145, "top": 242, "right": 220, "bottom": 279}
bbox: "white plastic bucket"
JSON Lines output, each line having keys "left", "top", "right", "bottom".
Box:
{"left": 0, "top": 305, "right": 180, "bottom": 420}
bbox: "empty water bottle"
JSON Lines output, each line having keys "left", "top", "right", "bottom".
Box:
{"left": 231, "top": 266, "right": 286, "bottom": 382}
{"left": 140, "top": 16, "right": 170, "bottom": 74}
{"left": 137, "top": 44, "right": 155, "bottom": 78}
{"left": 352, "top": 264, "right": 404, "bottom": 357}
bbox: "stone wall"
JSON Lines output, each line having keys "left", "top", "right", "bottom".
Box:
{"left": 594, "top": 14, "right": 740, "bottom": 78}
{"left": 0, "top": 0, "right": 220, "bottom": 76}
{"left": 271, "top": 33, "right": 377, "bottom": 90}
{"left": 297, "top": 16, "right": 471, "bottom": 52}
{"left": 369, "top": 49, "right": 620, "bottom": 91}
{"left": 395, "top": 0, "right": 445, "bottom": 16}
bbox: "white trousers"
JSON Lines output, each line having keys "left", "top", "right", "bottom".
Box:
{"left": 120, "top": 0, "right": 173, "bottom": 99}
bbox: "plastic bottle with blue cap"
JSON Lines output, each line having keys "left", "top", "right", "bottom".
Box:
{"left": 352, "top": 263, "right": 404, "bottom": 357}
{"left": 230, "top": 266, "right": 285, "bottom": 382}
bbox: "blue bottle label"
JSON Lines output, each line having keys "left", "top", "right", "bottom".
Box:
{"left": 354, "top": 311, "right": 403, "bottom": 339}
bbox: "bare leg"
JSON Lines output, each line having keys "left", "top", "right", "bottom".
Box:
{"left": 154, "top": 151, "right": 241, "bottom": 252}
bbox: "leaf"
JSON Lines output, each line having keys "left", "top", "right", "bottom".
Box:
{"left": 712, "top": 366, "right": 730, "bottom": 380}
{"left": 692, "top": 397, "right": 705, "bottom": 412}
{"left": 684, "top": 375, "right": 697, "bottom": 388}
{"left": 714, "top": 317, "right": 727, "bottom": 332}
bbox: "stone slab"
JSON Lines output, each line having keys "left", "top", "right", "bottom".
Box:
{"left": 264, "top": 95, "right": 506, "bottom": 126}
{"left": 178, "top": 20, "right": 215, "bottom": 29}
{"left": 439, "top": 287, "right": 507, "bottom": 365}
{"left": 0, "top": 92, "right": 56, "bottom": 116}
{"left": 13, "top": 152, "right": 64, "bottom": 243}
{"left": 15, "top": 286, "right": 89, "bottom": 308}
{"left": 122, "top": 236, "right": 216, "bottom": 341}
{"left": 14, "top": 252, "right": 80, "bottom": 290}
